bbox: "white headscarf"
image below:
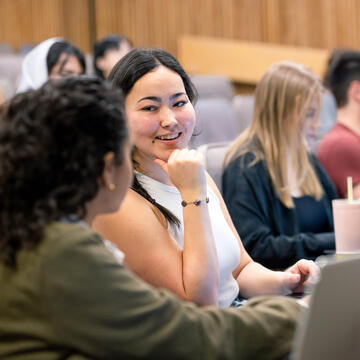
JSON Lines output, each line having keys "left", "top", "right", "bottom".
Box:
{"left": 17, "top": 37, "right": 62, "bottom": 94}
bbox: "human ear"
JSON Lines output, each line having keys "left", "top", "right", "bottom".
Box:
{"left": 349, "top": 80, "right": 360, "bottom": 103}
{"left": 101, "top": 152, "right": 116, "bottom": 190}
{"left": 96, "top": 56, "right": 107, "bottom": 73}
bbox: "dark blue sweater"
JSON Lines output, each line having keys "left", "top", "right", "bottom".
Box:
{"left": 222, "top": 152, "right": 337, "bottom": 269}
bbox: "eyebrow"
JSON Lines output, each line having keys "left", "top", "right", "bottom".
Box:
{"left": 137, "top": 92, "right": 186, "bottom": 103}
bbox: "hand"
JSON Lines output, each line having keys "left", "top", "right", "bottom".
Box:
{"left": 154, "top": 149, "right": 207, "bottom": 198}
{"left": 281, "top": 259, "right": 320, "bottom": 295}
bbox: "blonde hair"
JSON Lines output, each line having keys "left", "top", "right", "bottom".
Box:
{"left": 225, "top": 61, "right": 324, "bottom": 208}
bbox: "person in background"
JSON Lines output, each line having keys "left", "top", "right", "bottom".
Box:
{"left": 93, "top": 49, "right": 318, "bottom": 309}
{"left": 309, "top": 50, "right": 346, "bottom": 152}
{"left": 17, "top": 37, "right": 86, "bottom": 93}
{"left": 0, "top": 76, "right": 304, "bottom": 360}
{"left": 317, "top": 50, "right": 360, "bottom": 198}
{"left": 223, "top": 62, "right": 336, "bottom": 270}
{"left": 93, "top": 34, "right": 132, "bottom": 79}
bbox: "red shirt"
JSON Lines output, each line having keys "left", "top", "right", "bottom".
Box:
{"left": 317, "top": 123, "right": 360, "bottom": 197}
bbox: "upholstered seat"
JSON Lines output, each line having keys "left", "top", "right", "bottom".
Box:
{"left": 197, "top": 141, "right": 230, "bottom": 193}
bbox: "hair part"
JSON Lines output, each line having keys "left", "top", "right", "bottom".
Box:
{"left": 225, "top": 61, "right": 324, "bottom": 208}
{"left": 0, "top": 77, "right": 128, "bottom": 266}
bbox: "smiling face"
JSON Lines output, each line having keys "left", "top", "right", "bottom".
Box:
{"left": 125, "top": 65, "right": 196, "bottom": 174}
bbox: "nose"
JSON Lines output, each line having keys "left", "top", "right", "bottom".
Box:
{"left": 159, "top": 107, "right": 178, "bottom": 129}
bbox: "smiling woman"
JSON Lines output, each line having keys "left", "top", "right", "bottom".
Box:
{"left": 92, "top": 49, "right": 320, "bottom": 308}
{"left": 124, "top": 65, "right": 196, "bottom": 171}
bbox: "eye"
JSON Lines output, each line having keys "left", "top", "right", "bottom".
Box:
{"left": 173, "top": 100, "right": 187, "bottom": 108}
{"left": 305, "top": 109, "right": 316, "bottom": 119}
{"left": 140, "top": 105, "right": 157, "bottom": 111}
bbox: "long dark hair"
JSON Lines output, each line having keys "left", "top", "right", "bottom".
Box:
{"left": 47, "top": 40, "right": 86, "bottom": 75}
{"left": 109, "top": 48, "right": 198, "bottom": 227}
{"left": 0, "top": 77, "right": 128, "bottom": 267}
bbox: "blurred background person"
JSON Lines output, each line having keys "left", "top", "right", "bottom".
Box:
{"left": 317, "top": 50, "right": 360, "bottom": 198}
{"left": 93, "top": 34, "right": 132, "bottom": 79}
{"left": 311, "top": 50, "right": 346, "bottom": 152}
{"left": 17, "top": 37, "right": 86, "bottom": 93}
{"left": 223, "top": 62, "right": 337, "bottom": 270}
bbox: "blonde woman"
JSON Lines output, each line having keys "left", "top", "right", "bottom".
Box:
{"left": 223, "top": 62, "right": 337, "bottom": 270}
{"left": 93, "top": 49, "right": 319, "bottom": 308}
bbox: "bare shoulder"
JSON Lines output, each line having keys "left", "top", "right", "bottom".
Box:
{"left": 93, "top": 188, "right": 168, "bottom": 237}
{"left": 93, "top": 189, "right": 185, "bottom": 294}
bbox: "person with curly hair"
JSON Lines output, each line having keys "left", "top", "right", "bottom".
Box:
{"left": 0, "top": 76, "right": 305, "bottom": 360}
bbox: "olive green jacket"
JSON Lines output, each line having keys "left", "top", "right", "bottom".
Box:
{"left": 0, "top": 222, "right": 302, "bottom": 360}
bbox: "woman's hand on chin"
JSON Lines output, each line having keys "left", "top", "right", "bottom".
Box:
{"left": 154, "top": 149, "right": 207, "bottom": 198}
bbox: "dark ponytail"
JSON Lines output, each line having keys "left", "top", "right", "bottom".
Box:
{"left": 131, "top": 175, "right": 180, "bottom": 228}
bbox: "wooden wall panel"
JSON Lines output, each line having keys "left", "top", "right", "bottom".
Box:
{"left": 94, "top": 0, "right": 360, "bottom": 57}
{"left": 0, "top": 0, "right": 91, "bottom": 52}
{"left": 62, "top": 0, "right": 92, "bottom": 52}
{"left": 2, "top": 0, "right": 360, "bottom": 56}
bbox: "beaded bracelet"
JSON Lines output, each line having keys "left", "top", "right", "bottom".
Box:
{"left": 181, "top": 197, "right": 209, "bottom": 207}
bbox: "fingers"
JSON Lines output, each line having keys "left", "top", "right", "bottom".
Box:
{"left": 284, "top": 259, "right": 321, "bottom": 294}
{"left": 154, "top": 149, "right": 206, "bottom": 194}
{"left": 291, "top": 259, "right": 320, "bottom": 283}
{"left": 281, "top": 272, "right": 301, "bottom": 295}
{"left": 168, "top": 148, "right": 203, "bottom": 164}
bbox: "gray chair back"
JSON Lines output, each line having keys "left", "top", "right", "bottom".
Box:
{"left": 191, "top": 74, "right": 234, "bottom": 101}
{"left": 0, "top": 54, "right": 24, "bottom": 99}
{"left": 197, "top": 141, "right": 230, "bottom": 193}
{"left": 190, "top": 97, "right": 239, "bottom": 149}
{"left": 232, "top": 94, "right": 254, "bottom": 134}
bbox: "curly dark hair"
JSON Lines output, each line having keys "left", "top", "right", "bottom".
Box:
{"left": 0, "top": 77, "right": 128, "bottom": 266}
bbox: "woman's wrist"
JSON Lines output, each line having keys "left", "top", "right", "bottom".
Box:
{"left": 179, "top": 188, "right": 207, "bottom": 200}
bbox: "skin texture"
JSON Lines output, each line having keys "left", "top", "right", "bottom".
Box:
{"left": 0, "top": 87, "right": 5, "bottom": 106}
{"left": 93, "top": 65, "right": 319, "bottom": 306}
{"left": 85, "top": 141, "right": 133, "bottom": 226}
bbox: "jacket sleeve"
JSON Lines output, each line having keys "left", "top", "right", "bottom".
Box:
{"left": 222, "top": 157, "right": 335, "bottom": 269}
{"left": 40, "top": 227, "right": 302, "bottom": 360}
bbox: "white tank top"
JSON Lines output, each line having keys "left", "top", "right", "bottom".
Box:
{"left": 136, "top": 172, "right": 241, "bottom": 307}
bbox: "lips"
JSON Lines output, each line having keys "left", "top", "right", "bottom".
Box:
{"left": 155, "top": 132, "right": 182, "bottom": 141}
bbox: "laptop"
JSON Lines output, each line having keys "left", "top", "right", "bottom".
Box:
{"left": 291, "top": 256, "right": 360, "bottom": 360}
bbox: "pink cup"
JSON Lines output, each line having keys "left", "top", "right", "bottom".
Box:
{"left": 332, "top": 199, "right": 360, "bottom": 254}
